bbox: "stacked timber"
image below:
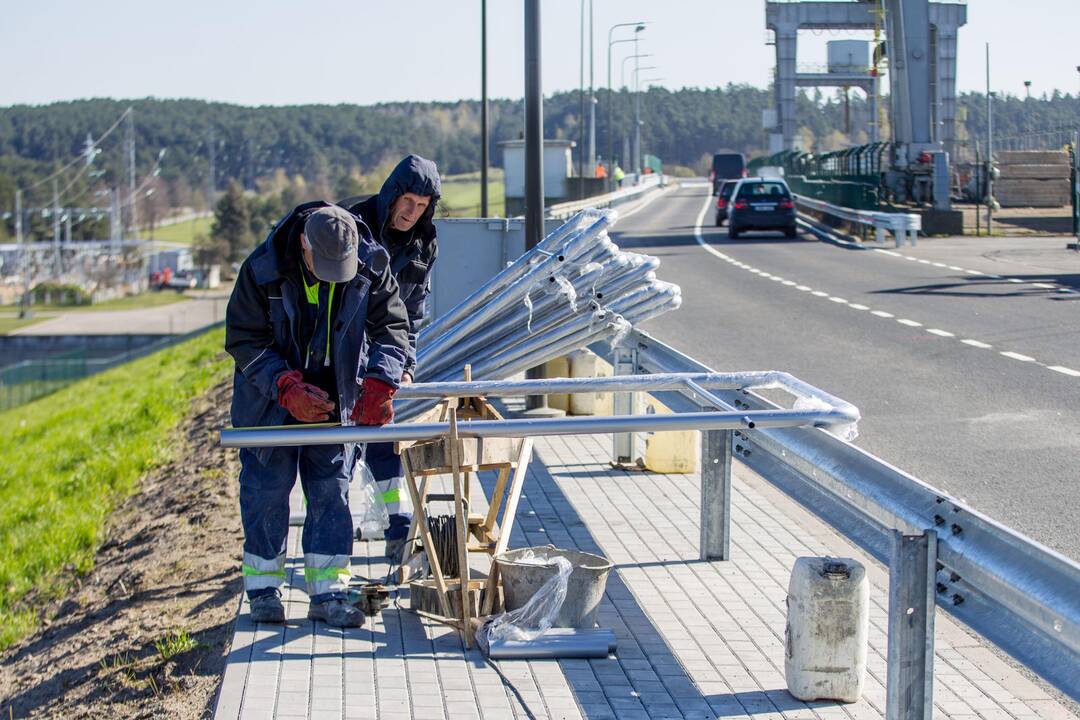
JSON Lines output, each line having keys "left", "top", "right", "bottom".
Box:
{"left": 994, "top": 150, "right": 1071, "bottom": 208}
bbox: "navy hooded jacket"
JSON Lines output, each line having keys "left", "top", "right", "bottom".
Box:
{"left": 347, "top": 155, "right": 440, "bottom": 377}
{"left": 225, "top": 201, "right": 410, "bottom": 463}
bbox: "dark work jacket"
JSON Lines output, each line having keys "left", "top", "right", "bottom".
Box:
{"left": 225, "top": 201, "right": 410, "bottom": 463}
{"left": 347, "top": 155, "right": 440, "bottom": 376}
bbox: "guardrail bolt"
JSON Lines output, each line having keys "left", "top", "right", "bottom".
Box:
{"left": 935, "top": 561, "right": 944, "bottom": 572}
{"left": 951, "top": 594, "right": 964, "bottom": 606}
{"left": 735, "top": 444, "right": 744, "bottom": 453}
{"left": 742, "top": 448, "right": 752, "bottom": 458}
{"left": 933, "top": 514, "right": 945, "bottom": 526}
{"left": 949, "top": 572, "right": 961, "bottom": 583}
{"left": 936, "top": 582, "right": 948, "bottom": 594}
{"left": 935, "top": 496, "right": 946, "bottom": 504}
{"left": 951, "top": 524, "right": 962, "bottom": 536}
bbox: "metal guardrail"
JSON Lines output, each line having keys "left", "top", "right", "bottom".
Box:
{"left": 794, "top": 192, "right": 922, "bottom": 247}
{"left": 546, "top": 174, "right": 664, "bottom": 219}
{"left": 594, "top": 329, "right": 1079, "bottom": 713}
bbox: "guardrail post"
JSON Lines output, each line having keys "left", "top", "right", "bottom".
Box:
{"left": 886, "top": 529, "right": 937, "bottom": 720}
{"left": 908, "top": 228, "right": 918, "bottom": 248}
{"left": 611, "top": 347, "right": 642, "bottom": 466}
{"left": 876, "top": 223, "right": 887, "bottom": 245}
{"left": 699, "top": 427, "right": 732, "bottom": 561}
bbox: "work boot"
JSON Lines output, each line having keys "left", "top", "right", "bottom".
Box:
{"left": 308, "top": 599, "right": 365, "bottom": 628}
{"left": 249, "top": 592, "right": 285, "bottom": 623}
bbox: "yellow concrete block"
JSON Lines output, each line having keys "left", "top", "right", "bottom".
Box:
{"left": 568, "top": 350, "right": 613, "bottom": 415}
{"left": 643, "top": 396, "right": 700, "bottom": 474}
{"left": 543, "top": 356, "right": 570, "bottom": 411}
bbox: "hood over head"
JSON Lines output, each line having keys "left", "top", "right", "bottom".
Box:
{"left": 375, "top": 154, "right": 441, "bottom": 237}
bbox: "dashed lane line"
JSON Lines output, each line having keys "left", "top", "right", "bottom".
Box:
{"left": 873, "top": 248, "right": 1076, "bottom": 295}
{"left": 1000, "top": 351, "right": 1036, "bottom": 363}
{"left": 689, "top": 191, "right": 1078, "bottom": 380}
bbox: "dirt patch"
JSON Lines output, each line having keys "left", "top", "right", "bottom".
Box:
{"left": 0, "top": 377, "right": 243, "bottom": 719}
{"left": 959, "top": 204, "right": 1076, "bottom": 235}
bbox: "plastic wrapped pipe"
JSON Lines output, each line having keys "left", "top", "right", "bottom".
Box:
{"left": 415, "top": 263, "right": 615, "bottom": 377}
{"left": 420, "top": 210, "right": 607, "bottom": 341}
{"left": 418, "top": 215, "right": 614, "bottom": 359}
{"left": 485, "top": 628, "right": 617, "bottom": 659}
{"left": 418, "top": 212, "right": 613, "bottom": 352}
{"left": 469, "top": 284, "right": 673, "bottom": 377}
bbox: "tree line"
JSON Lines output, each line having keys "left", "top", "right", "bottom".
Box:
{"left": 2, "top": 88, "right": 1078, "bottom": 242}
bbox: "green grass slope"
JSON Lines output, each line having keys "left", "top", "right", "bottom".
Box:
{"left": 0, "top": 327, "right": 231, "bottom": 649}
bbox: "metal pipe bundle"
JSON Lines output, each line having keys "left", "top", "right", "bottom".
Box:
{"left": 401, "top": 209, "right": 681, "bottom": 420}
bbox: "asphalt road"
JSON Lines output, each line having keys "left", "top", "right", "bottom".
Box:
{"left": 617, "top": 181, "right": 1080, "bottom": 561}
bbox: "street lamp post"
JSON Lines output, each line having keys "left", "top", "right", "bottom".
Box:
{"left": 633, "top": 66, "right": 657, "bottom": 176}
{"left": 986, "top": 43, "right": 994, "bottom": 235}
{"left": 607, "top": 22, "right": 646, "bottom": 190}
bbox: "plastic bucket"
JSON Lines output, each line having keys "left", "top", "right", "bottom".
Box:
{"left": 495, "top": 545, "right": 613, "bottom": 628}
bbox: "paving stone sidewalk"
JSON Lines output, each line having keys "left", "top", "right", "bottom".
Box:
{"left": 212, "top": 431, "right": 1077, "bottom": 720}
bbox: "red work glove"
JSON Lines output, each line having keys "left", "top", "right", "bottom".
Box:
{"left": 276, "top": 370, "right": 335, "bottom": 423}
{"left": 350, "top": 376, "right": 397, "bottom": 426}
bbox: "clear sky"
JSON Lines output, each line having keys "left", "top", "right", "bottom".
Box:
{"left": 3, "top": 1, "right": 1078, "bottom": 107}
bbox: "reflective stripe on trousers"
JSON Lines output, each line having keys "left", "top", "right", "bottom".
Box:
{"left": 303, "top": 553, "right": 352, "bottom": 597}
{"left": 242, "top": 551, "right": 286, "bottom": 592}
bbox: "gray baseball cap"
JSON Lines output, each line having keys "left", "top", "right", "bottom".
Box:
{"left": 303, "top": 206, "right": 359, "bottom": 282}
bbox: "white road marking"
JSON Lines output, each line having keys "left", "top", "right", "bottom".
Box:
{"left": 692, "top": 190, "right": 1073, "bottom": 379}
{"left": 918, "top": 259, "right": 932, "bottom": 264}
{"left": 905, "top": 256, "right": 919, "bottom": 262}
{"left": 1031, "top": 283, "right": 1057, "bottom": 289}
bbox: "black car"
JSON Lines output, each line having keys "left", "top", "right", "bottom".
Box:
{"left": 710, "top": 152, "right": 746, "bottom": 195}
{"left": 714, "top": 181, "right": 735, "bottom": 226}
{"left": 727, "top": 179, "right": 798, "bottom": 239}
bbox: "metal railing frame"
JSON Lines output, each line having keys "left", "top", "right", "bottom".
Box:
{"left": 592, "top": 329, "right": 1079, "bottom": 716}
{"left": 794, "top": 193, "right": 922, "bottom": 248}
{"left": 217, "top": 333, "right": 1079, "bottom": 716}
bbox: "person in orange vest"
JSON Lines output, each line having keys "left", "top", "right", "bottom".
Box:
{"left": 595, "top": 162, "right": 607, "bottom": 179}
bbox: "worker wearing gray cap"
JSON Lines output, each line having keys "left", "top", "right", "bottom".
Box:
{"left": 225, "top": 202, "right": 410, "bottom": 628}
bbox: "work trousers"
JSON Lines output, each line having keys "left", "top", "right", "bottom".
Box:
{"left": 364, "top": 441, "right": 412, "bottom": 541}
{"left": 239, "top": 442, "right": 355, "bottom": 602}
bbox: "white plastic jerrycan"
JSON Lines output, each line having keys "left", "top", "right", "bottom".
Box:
{"left": 785, "top": 557, "right": 869, "bottom": 703}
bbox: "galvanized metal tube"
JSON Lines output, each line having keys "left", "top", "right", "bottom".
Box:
{"left": 419, "top": 210, "right": 606, "bottom": 342}
{"left": 220, "top": 407, "right": 853, "bottom": 449}
{"left": 419, "top": 216, "right": 613, "bottom": 359}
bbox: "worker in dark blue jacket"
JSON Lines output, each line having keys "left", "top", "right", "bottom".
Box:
{"left": 345, "top": 155, "right": 440, "bottom": 561}
{"left": 225, "top": 202, "right": 410, "bottom": 627}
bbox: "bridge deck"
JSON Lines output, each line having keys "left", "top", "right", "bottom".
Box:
{"left": 212, "top": 430, "right": 1074, "bottom": 720}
